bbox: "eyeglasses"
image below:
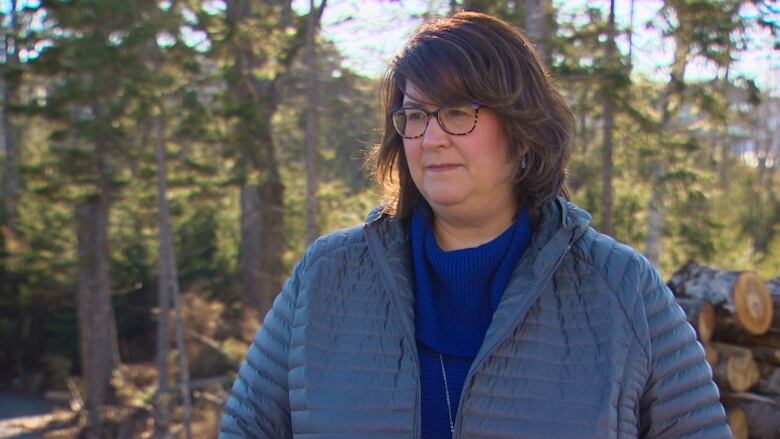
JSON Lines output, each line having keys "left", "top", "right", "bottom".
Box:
{"left": 391, "top": 104, "right": 480, "bottom": 139}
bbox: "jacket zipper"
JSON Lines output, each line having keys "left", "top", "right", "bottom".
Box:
{"left": 417, "top": 387, "right": 422, "bottom": 439}
{"left": 363, "top": 224, "right": 423, "bottom": 439}
{"left": 452, "top": 238, "right": 575, "bottom": 438}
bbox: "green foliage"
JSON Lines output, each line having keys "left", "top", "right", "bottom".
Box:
{"left": 175, "top": 200, "right": 236, "bottom": 297}
{"left": 733, "top": 172, "right": 780, "bottom": 258}
{"left": 460, "top": 0, "right": 524, "bottom": 24}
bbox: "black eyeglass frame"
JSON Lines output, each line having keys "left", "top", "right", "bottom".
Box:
{"left": 390, "top": 103, "right": 481, "bottom": 139}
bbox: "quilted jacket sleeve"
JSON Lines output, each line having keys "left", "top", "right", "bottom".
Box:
{"left": 219, "top": 254, "right": 308, "bottom": 438}
{"left": 638, "top": 261, "right": 732, "bottom": 439}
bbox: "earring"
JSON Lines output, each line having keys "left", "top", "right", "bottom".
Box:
{"left": 521, "top": 154, "right": 528, "bottom": 169}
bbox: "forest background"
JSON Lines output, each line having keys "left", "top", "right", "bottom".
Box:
{"left": 0, "top": 0, "right": 779, "bottom": 437}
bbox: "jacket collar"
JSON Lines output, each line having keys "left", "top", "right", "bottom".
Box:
{"left": 363, "top": 197, "right": 591, "bottom": 370}
{"left": 364, "top": 197, "right": 591, "bottom": 263}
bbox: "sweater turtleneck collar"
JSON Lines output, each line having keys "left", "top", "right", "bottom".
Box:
{"left": 410, "top": 205, "right": 533, "bottom": 357}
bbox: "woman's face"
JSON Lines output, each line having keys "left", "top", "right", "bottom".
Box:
{"left": 402, "top": 82, "right": 518, "bottom": 222}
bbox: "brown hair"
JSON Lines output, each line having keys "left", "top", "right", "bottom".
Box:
{"left": 366, "top": 11, "right": 574, "bottom": 221}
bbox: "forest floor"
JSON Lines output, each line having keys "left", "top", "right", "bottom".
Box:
{"left": 0, "top": 293, "right": 259, "bottom": 439}
{"left": 0, "top": 363, "right": 230, "bottom": 438}
{"left": 0, "top": 363, "right": 233, "bottom": 439}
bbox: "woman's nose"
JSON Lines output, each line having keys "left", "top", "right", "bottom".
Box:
{"left": 421, "top": 115, "right": 449, "bottom": 149}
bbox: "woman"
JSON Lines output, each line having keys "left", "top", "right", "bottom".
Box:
{"left": 220, "top": 12, "right": 731, "bottom": 439}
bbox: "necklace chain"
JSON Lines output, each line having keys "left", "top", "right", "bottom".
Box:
{"left": 438, "top": 353, "right": 455, "bottom": 438}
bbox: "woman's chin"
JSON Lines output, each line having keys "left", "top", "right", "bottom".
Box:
{"left": 424, "top": 196, "right": 478, "bottom": 217}
{"left": 422, "top": 191, "right": 468, "bottom": 209}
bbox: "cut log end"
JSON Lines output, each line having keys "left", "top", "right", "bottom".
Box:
{"left": 735, "top": 272, "right": 773, "bottom": 335}
{"left": 669, "top": 263, "right": 773, "bottom": 335}
{"left": 677, "top": 298, "right": 715, "bottom": 342}
{"left": 704, "top": 343, "right": 719, "bottom": 366}
{"left": 727, "top": 406, "right": 748, "bottom": 439}
{"left": 727, "top": 354, "right": 760, "bottom": 393}
{"left": 711, "top": 343, "right": 761, "bottom": 392}
{"left": 723, "top": 395, "right": 780, "bottom": 439}
{"left": 698, "top": 302, "right": 715, "bottom": 342}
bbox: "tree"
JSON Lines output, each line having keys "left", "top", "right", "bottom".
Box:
{"left": 600, "top": 0, "right": 617, "bottom": 236}
{"left": 524, "top": 0, "right": 551, "bottom": 61}
{"left": 216, "top": 0, "right": 325, "bottom": 313}
{"left": 304, "top": 0, "right": 327, "bottom": 245}
{"left": 154, "top": 105, "right": 192, "bottom": 439}
{"left": 123, "top": 5, "right": 206, "bottom": 436}
{"left": 28, "top": 0, "right": 163, "bottom": 432}
{"left": 644, "top": 0, "right": 745, "bottom": 267}
{"left": 75, "top": 195, "right": 119, "bottom": 436}
{"left": 1, "top": 0, "right": 22, "bottom": 230}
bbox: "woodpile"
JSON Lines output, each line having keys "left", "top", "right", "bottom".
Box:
{"left": 668, "top": 262, "right": 780, "bottom": 439}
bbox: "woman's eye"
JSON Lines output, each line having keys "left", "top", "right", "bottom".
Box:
{"left": 406, "top": 111, "right": 426, "bottom": 121}
{"left": 444, "top": 108, "right": 470, "bottom": 119}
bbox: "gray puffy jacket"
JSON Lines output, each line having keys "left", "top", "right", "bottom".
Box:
{"left": 220, "top": 198, "right": 731, "bottom": 438}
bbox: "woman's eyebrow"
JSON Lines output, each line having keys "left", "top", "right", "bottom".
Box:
{"left": 401, "top": 97, "right": 434, "bottom": 108}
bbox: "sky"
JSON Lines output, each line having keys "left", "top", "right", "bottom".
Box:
{"left": 309, "top": 0, "right": 780, "bottom": 93}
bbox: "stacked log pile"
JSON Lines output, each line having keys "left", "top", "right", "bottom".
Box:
{"left": 668, "top": 262, "right": 780, "bottom": 439}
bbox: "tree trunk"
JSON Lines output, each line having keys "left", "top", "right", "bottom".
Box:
{"left": 240, "top": 184, "right": 263, "bottom": 309}
{"left": 304, "top": 0, "right": 320, "bottom": 245}
{"left": 227, "top": 0, "right": 325, "bottom": 315}
{"left": 644, "top": 162, "right": 664, "bottom": 267}
{"left": 154, "top": 109, "right": 192, "bottom": 438}
{"left": 578, "top": 91, "right": 589, "bottom": 155}
{"left": 226, "top": 0, "right": 285, "bottom": 315}
{"left": 238, "top": 139, "right": 286, "bottom": 315}
{"left": 154, "top": 114, "right": 172, "bottom": 438}
{"left": 719, "top": 134, "right": 730, "bottom": 189}
{"left": 171, "top": 264, "right": 192, "bottom": 439}
{"left": 75, "top": 196, "right": 119, "bottom": 436}
{"left": 627, "top": 0, "right": 635, "bottom": 71}
{"left": 716, "top": 329, "right": 780, "bottom": 351}
{"left": 668, "top": 261, "right": 773, "bottom": 335}
{"left": 237, "top": 116, "right": 286, "bottom": 314}
{"left": 599, "top": 0, "right": 616, "bottom": 236}
{"left": 524, "top": 0, "right": 548, "bottom": 61}
{"left": 644, "top": 22, "right": 691, "bottom": 268}
{"left": 259, "top": 164, "right": 285, "bottom": 312}
{"left": 1, "top": 0, "right": 21, "bottom": 229}
{"left": 75, "top": 97, "right": 122, "bottom": 437}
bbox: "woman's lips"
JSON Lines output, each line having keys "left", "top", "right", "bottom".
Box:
{"left": 426, "top": 164, "right": 460, "bottom": 172}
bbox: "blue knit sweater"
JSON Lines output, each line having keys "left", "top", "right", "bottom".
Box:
{"left": 410, "top": 206, "right": 533, "bottom": 438}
